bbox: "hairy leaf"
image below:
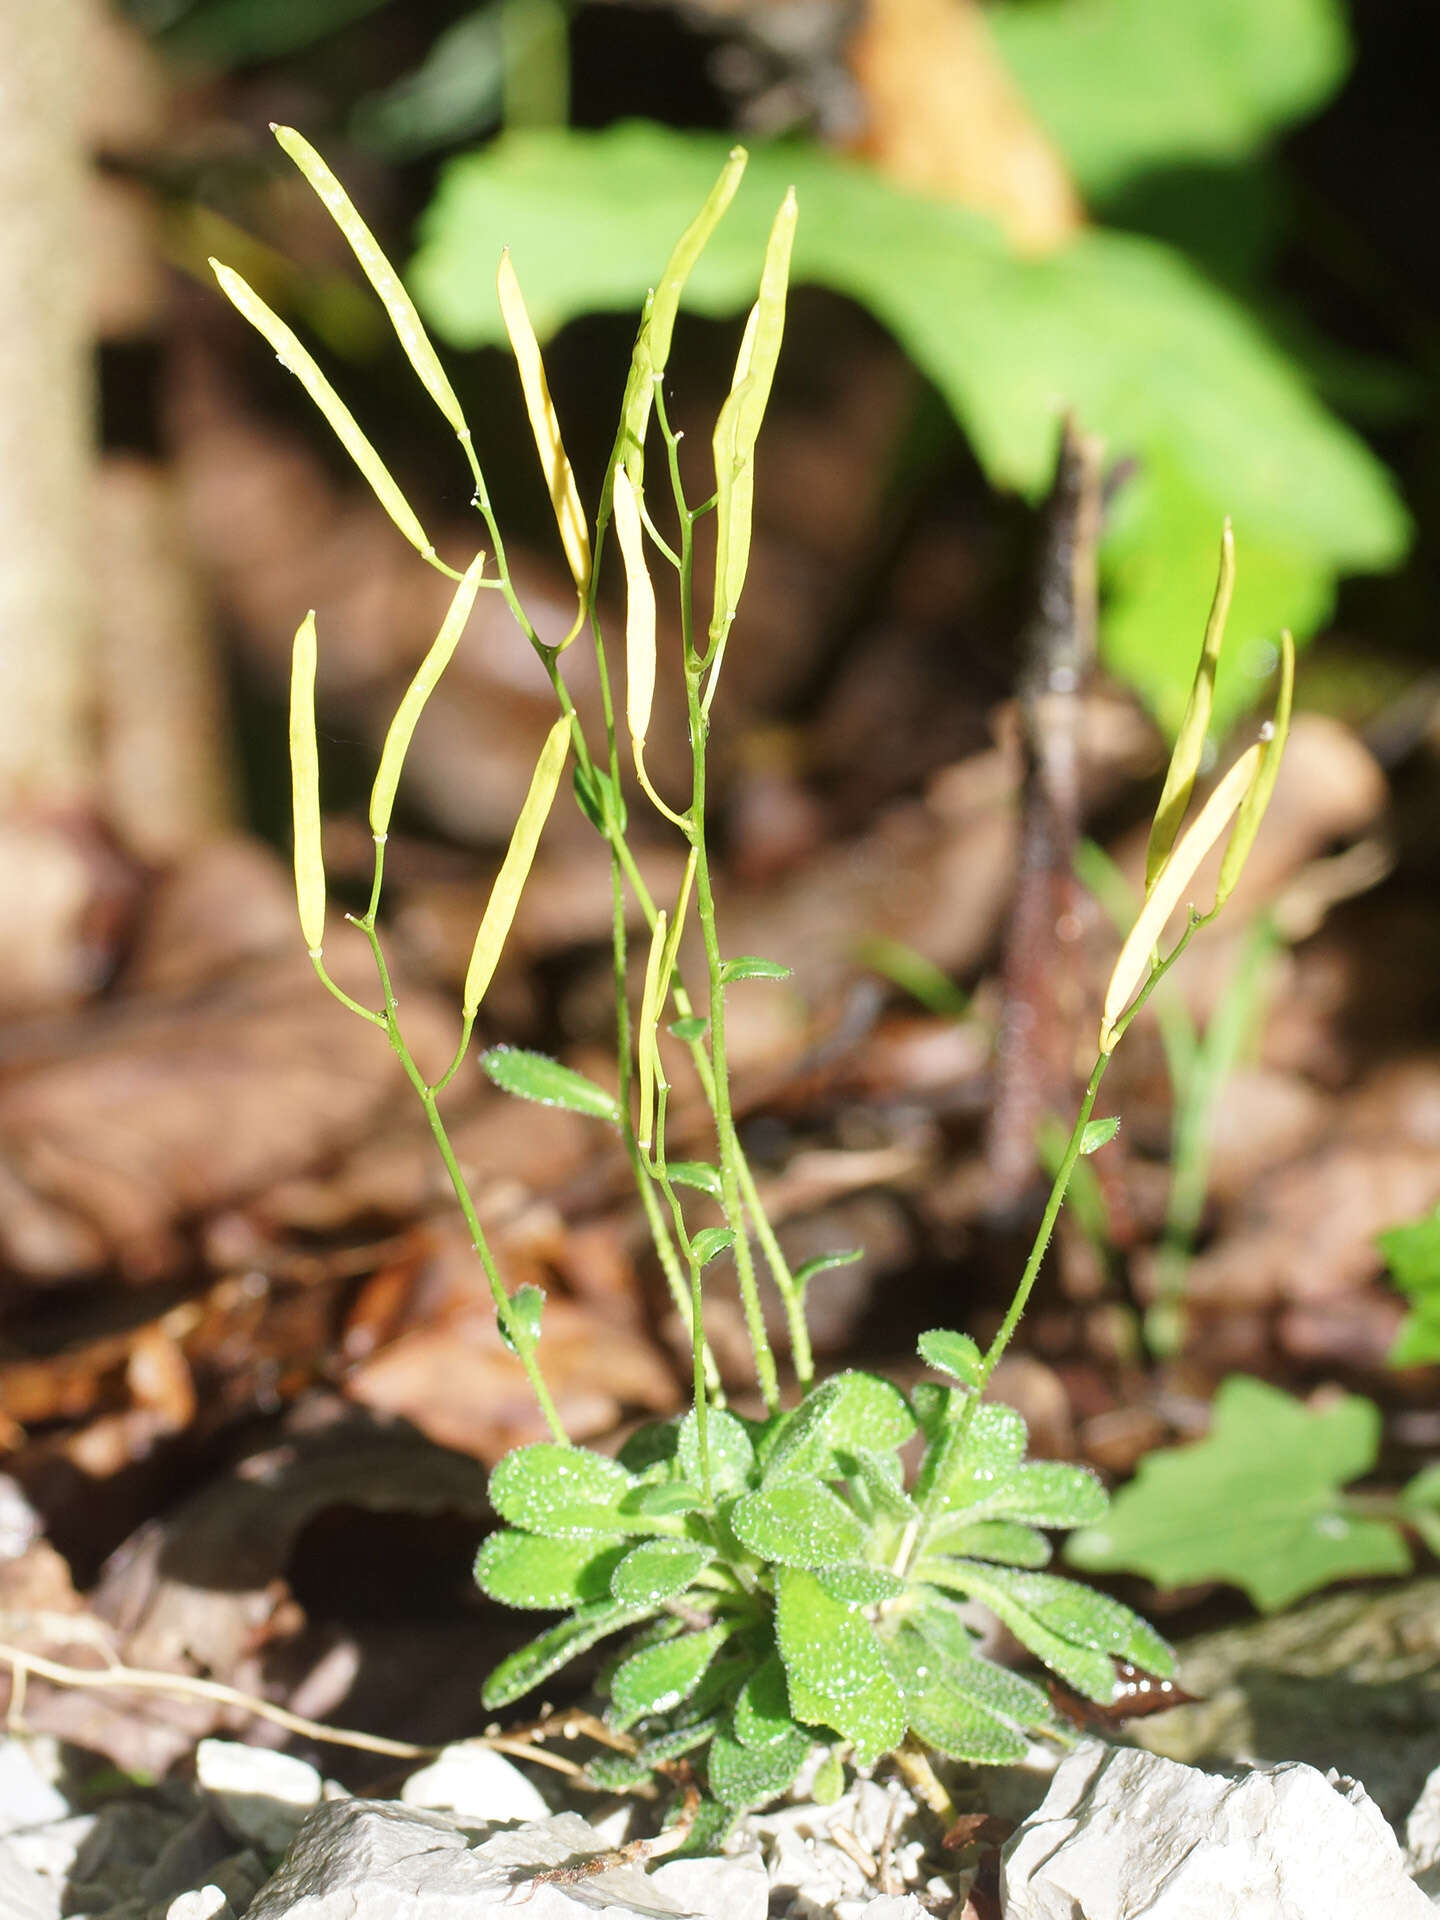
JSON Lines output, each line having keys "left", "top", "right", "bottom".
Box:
{"left": 691, "top": 1227, "right": 736, "bottom": 1270}
{"left": 668, "top": 1160, "right": 723, "bottom": 1200}
{"left": 921, "top": 1520, "right": 1053, "bottom": 1568}
{"left": 678, "top": 1408, "right": 756, "bottom": 1497}
{"left": 611, "top": 1539, "right": 716, "bottom": 1607}
{"left": 917, "top": 1329, "right": 984, "bottom": 1387}
{"left": 707, "top": 1724, "right": 810, "bottom": 1810}
{"left": 718, "top": 955, "right": 793, "bottom": 984}
{"left": 732, "top": 1483, "right": 867, "bottom": 1568}
{"left": 733, "top": 1653, "right": 794, "bottom": 1750}
{"left": 610, "top": 1624, "right": 731, "bottom": 1731}
{"left": 775, "top": 1567, "right": 907, "bottom": 1764}
{"left": 474, "top": 1531, "right": 625, "bottom": 1609}
{"left": 489, "top": 1443, "right": 641, "bottom": 1538}
{"left": 482, "top": 1046, "right": 621, "bottom": 1124}
{"left": 483, "top": 1599, "right": 656, "bottom": 1708}
{"left": 1066, "top": 1375, "right": 1412, "bottom": 1610}
{"left": 761, "top": 1371, "right": 915, "bottom": 1484}
{"left": 915, "top": 1401, "right": 1027, "bottom": 1512}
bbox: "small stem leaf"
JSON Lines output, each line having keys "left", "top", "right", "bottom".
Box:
{"left": 619, "top": 146, "right": 747, "bottom": 482}
{"left": 917, "top": 1329, "right": 984, "bottom": 1387}
{"left": 474, "top": 1531, "right": 625, "bottom": 1609}
{"left": 271, "top": 124, "right": 467, "bottom": 434}
{"left": 792, "top": 1248, "right": 862, "bottom": 1296}
{"left": 669, "top": 1014, "right": 708, "bottom": 1042}
{"left": 371, "top": 553, "right": 486, "bottom": 835}
{"left": 690, "top": 1226, "right": 736, "bottom": 1270}
{"left": 610, "top": 1623, "right": 730, "bottom": 1732}
{"left": 1100, "top": 742, "right": 1262, "bottom": 1052}
{"left": 1079, "top": 1116, "right": 1121, "bottom": 1155}
{"left": 210, "top": 261, "right": 434, "bottom": 559}
{"left": 719, "top": 955, "right": 792, "bottom": 985}
{"left": 667, "top": 1160, "right": 723, "bottom": 1200}
{"left": 497, "top": 250, "right": 591, "bottom": 610}
{"left": 482, "top": 1046, "right": 621, "bottom": 1124}
{"left": 497, "top": 1282, "right": 545, "bottom": 1354}
{"left": 610, "top": 1539, "right": 716, "bottom": 1607}
{"left": 1215, "top": 628, "right": 1295, "bottom": 908}
{"left": 709, "top": 190, "right": 797, "bottom": 651}
{"left": 462, "top": 717, "right": 571, "bottom": 1016}
{"left": 482, "top": 1599, "right": 657, "bottom": 1709}
{"left": 288, "top": 610, "right": 326, "bottom": 952}
{"left": 1145, "top": 519, "right": 1234, "bottom": 887}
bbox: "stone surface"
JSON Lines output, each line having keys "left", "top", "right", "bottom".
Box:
{"left": 196, "top": 1739, "right": 322, "bottom": 1853}
{"left": 1001, "top": 1741, "right": 1434, "bottom": 1920}
{"left": 400, "top": 1743, "right": 550, "bottom": 1825}
{"left": 1404, "top": 1760, "right": 1440, "bottom": 1899}
{"left": 165, "top": 1890, "right": 235, "bottom": 1920}
{"left": 0, "top": 1736, "right": 69, "bottom": 1834}
{"left": 0, "top": 1841, "right": 59, "bottom": 1920}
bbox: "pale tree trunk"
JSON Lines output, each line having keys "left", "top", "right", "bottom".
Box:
{"left": 0, "top": 0, "right": 94, "bottom": 812}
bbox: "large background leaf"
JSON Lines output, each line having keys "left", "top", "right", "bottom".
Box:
{"left": 411, "top": 122, "right": 1406, "bottom": 731}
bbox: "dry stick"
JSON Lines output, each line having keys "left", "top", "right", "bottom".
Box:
{"left": 0, "top": 1642, "right": 592, "bottom": 1777}
{"left": 984, "top": 417, "right": 1104, "bottom": 1217}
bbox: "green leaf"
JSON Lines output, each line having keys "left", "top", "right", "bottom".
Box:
{"left": 733, "top": 1653, "right": 795, "bottom": 1750}
{"left": 882, "top": 1625, "right": 1040, "bottom": 1764}
{"left": 586, "top": 1716, "right": 722, "bottom": 1791}
{"left": 718, "top": 955, "right": 793, "bottom": 985}
{"left": 610, "top": 1624, "right": 731, "bottom": 1732}
{"left": 668, "top": 1161, "right": 723, "bottom": 1200}
{"left": 991, "top": 1461, "right": 1110, "bottom": 1529}
{"left": 707, "top": 1725, "right": 810, "bottom": 1810}
{"left": 413, "top": 124, "right": 1407, "bottom": 732}
{"left": 571, "top": 759, "right": 622, "bottom": 835}
{"left": 815, "top": 1565, "right": 906, "bottom": 1605}
{"left": 483, "top": 1599, "right": 656, "bottom": 1708}
{"left": 474, "top": 1531, "right": 625, "bottom": 1609}
{"left": 811, "top": 1750, "right": 846, "bottom": 1803}
{"left": 1401, "top": 1463, "right": 1440, "bottom": 1514}
{"left": 921, "top": 1520, "right": 1052, "bottom": 1569}
{"left": 1079, "top": 1117, "right": 1121, "bottom": 1155}
{"left": 988, "top": 0, "right": 1350, "bottom": 203}
{"left": 917, "top": 1329, "right": 984, "bottom": 1387}
{"left": 618, "top": 1419, "right": 680, "bottom": 1474}
{"left": 482, "top": 1047, "right": 621, "bottom": 1124}
{"left": 774, "top": 1567, "right": 907, "bottom": 1764}
{"left": 691, "top": 1227, "right": 736, "bottom": 1269}
{"left": 679, "top": 1409, "right": 756, "bottom": 1498}
{"left": 930, "top": 1563, "right": 1170, "bottom": 1704}
{"left": 793, "top": 1248, "right": 863, "bottom": 1294}
{"left": 159, "top": 0, "right": 388, "bottom": 66}
{"left": 914, "top": 1402, "right": 1027, "bottom": 1512}
{"left": 669, "top": 1014, "right": 708, "bottom": 1042}
{"left": 762, "top": 1371, "right": 916, "bottom": 1484}
{"left": 849, "top": 1448, "right": 918, "bottom": 1524}
{"left": 610, "top": 1539, "right": 716, "bottom": 1607}
{"left": 1379, "top": 1206, "right": 1440, "bottom": 1367}
{"left": 621, "top": 1480, "right": 705, "bottom": 1519}
{"left": 1065, "top": 1375, "right": 1413, "bottom": 1610}
{"left": 498, "top": 1283, "right": 545, "bottom": 1355}
{"left": 488, "top": 1443, "right": 639, "bottom": 1538}
{"left": 732, "top": 1483, "right": 868, "bottom": 1568}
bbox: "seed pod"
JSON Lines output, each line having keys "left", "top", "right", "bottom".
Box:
{"left": 1146, "top": 520, "right": 1234, "bottom": 888}
{"left": 1215, "top": 627, "right": 1294, "bottom": 908}
{"left": 462, "top": 717, "right": 571, "bottom": 1017}
{"left": 210, "top": 260, "right": 434, "bottom": 560}
{"left": 612, "top": 467, "right": 656, "bottom": 766}
{"left": 637, "top": 910, "right": 669, "bottom": 1153}
{"left": 271, "top": 124, "right": 467, "bottom": 436}
{"left": 289, "top": 610, "right": 326, "bottom": 953}
{"left": 370, "top": 553, "right": 486, "bottom": 836}
{"left": 497, "top": 252, "right": 591, "bottom": 617}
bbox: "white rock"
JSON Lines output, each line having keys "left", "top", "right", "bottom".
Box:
{"left": 196, "top": 1740, "right": 322, "bottom": 1854}
{"left": 852, "top": 1899, "right": 928, "bottom": 1920}
{"left": 165, "top": 1889, "right": 235, "bottom": 1920}
{"left": 649, "top": 1847, "right": 768, "bottom": 1920}
{"left": 0, "top": 1840, "right": 58, "bottom": 1920}
{"left": 5, "top": 1813, "right": 96, "bottom": 1883}
{"left": 0, "top": 1738, "right": 69, "bottom": 1835}
{"left": 401, "top": 1742, "right": 549, "bottom": 1826}
{"left": 1404, "top": 1760, "right": 1440, "bottom": 1898}
{"left": 1001, "top": 1740, "right": 1434, "bottom": 1920}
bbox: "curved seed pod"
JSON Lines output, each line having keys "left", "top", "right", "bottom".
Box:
{"left": 1100, "top": 742, "right": 1262, "bottom": 1053}
{"left": 1146, "top": 519, "right": 1234, "bottom": 887}
{"left": 619, "top": 146, "right": 747, "bottom": 484}
{"left": 370, "top": 552, "right": 486, "bottom": 836}
{"left": 710, "top": 189, "right": 797, "bottom": 653}
{"left": 289, "top": 611, "right": 326, "bottom": 953}
{"left": 1215, "top": 628, "right": 1294, "bottom": 909}
{"left": 496, "top": 252, "right": 591, "bottom": 614}
{"left": 271, "top": 125, "right": 467, "bottom": 436}
{"left": 637, "top": 910, "right": 669, "bottom": 1153}
{"left": 210, "top": 261, "right": 434, "bottom": 559}
{"left": 612, "top": 467, "right": 656, "bottom": 764}
{"left": 462, "top": 717, "right": 571, "bottom": 1017}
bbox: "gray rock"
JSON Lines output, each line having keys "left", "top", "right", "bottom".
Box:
{"left": 0, "top": 1736, "right": 69, "bottom": 1835}
{"left": 196, "top": 1742, "right": 322, "bottom": 1855}
{"left": 1404, "top": 1761, "right": 1440, "bottom": 1899}
{"left": 5, "top": 1812, "right": 98, "bottom": 1885}
{"left": 139, "top": 1810, "right": 234, "bottom": 1904}
{"left": 1001, "top": 1740, "right": 1434, "bottom": 1920}
{"left": 401, "top": 1744, "right": 549, "bottom": 1826}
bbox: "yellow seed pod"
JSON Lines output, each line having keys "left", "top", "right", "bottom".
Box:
{"left": 271, "top": 125, "right": 467, "bottom": 437}
{"left": 1100, "top": 742, "right": 1262, "bottom": 1053}
{"left": 637, "top": 909, "right": 669, "bottom": 1153}
{"left": 462, "top": 717, "right": 571, "bottom": 1017}
{"left": 1215, "top": 628, "right": 1295, "bottom": 909}
{"left": 1146, "top": 520, "right": 1236, "bottom": 887}
{"left": 496, "top": 252, "right": 591, "bottom": 619}
{"left": 210, "top": 260, "right": 434, "bottom": 560}
{"left": 612, "top": 467, "right": 655, "bottom": 755}
{"left": 289, "top": 610, "right": 326, "bottom": 953}
{"left": 370, "top": 553, "right": 487, "bottom": 836}
{"left": 710, "top": 190, "right": 797, "bottom": 653}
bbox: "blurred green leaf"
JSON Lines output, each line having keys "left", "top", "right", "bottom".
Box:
{"left": 413, "top": 123, "right": 1407, "bottom": 731}
{"left": 146, "top": 0, "right": 388, "bottom": 65}
{"left": 352, "top": 7, "right": 505, "bottom": 158}
{"left": 1066, "top": 1375, "right": 1414, "bottom": 1609}
{"left": 1379, "top": 1205, "right": 1440, "bottom": 1367}
{"left": 719, "top": 955, "right": 793, "bottom": 985}
{"left": 989, "top": 0, "right": 1350, "bottom": 202}
{"left": 474, "top": 1531, "right": 625, "bottom": 1609}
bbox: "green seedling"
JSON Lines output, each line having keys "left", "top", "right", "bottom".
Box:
{"left": 1378, "top": 1204, "right": 1440, "bottom": 1368}
{"left": 218, "top": 130, "right": 1293, "bottom": 1825}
